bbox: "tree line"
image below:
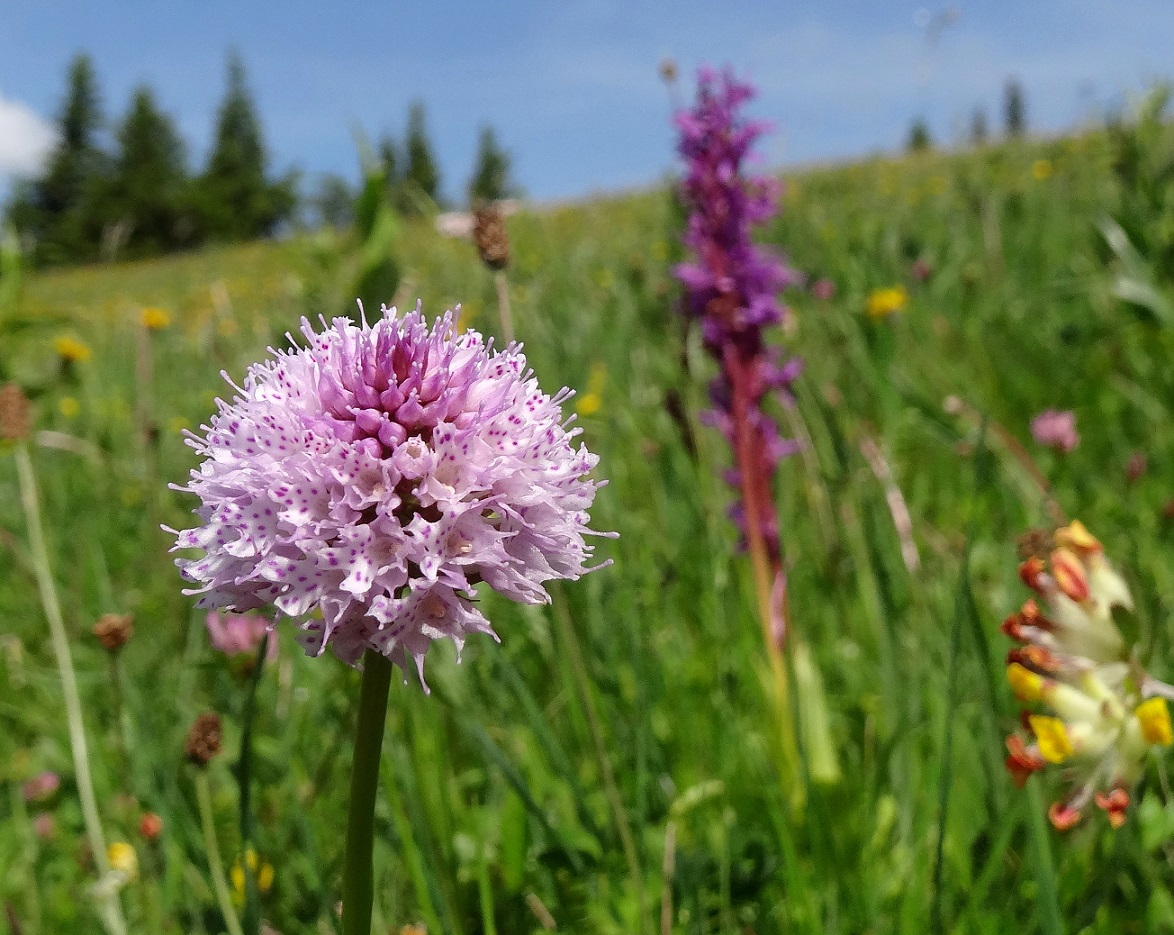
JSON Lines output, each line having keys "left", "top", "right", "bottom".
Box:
{"left": 907, "top": 77, "right": 1030, "bottom": 153}
{"left": 6, "top": 52, "right": 519, "bottom": 266}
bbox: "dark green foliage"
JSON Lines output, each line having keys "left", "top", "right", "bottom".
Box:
{"left": 467, "top": 125, "right": 517, "bottom": 205}
{"left": 1004, "top": 78, "right": 1027, "bottom": 138}
{"left": 402, "top": 101, "right": 441, "bottom": 214}
{"left": 6, "top": 53, "right": 109, "bottom": 264}
{"left": 1106, "top": 87, "right": 1174, "bottom": 280}
{"left": 312, "top": 173, "right": 355, "bottom": 230}
{"left": 907, "top": 118, "right": 933, "bottom": 153}
{"left": 195, "top": 51, "right": 296, "bottom": 242}
{"left": 378, "top": 135, "right": 400, "bottom": 191}
{"left": 99, "top": 87, "right": 195, "bottom": 259}
{"left": 6, "top": 50, "right": 298, "bottom": 266}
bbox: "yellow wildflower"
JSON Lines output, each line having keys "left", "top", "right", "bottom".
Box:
{"left": 1136, "top": 698, "right": 1173, "bottom": 746}
{"left": 866, "top": 286, "right": 907, "bottom": 319}
{"left": 59, "top": 397, "right": 80, "bottom": 418}
{"left": 575, "top": 362, "right": 606, "bottom": 417}
{"left": 141, "top": 307, "right": 171, "bottom": 330}
{"left": 107, "top": 841, "right": 138, "bottom": 879}
{"left": 1031, "top": 159, "right": 1053, "bottom": 181}
{"left": 52, "top": 335, "right": 92, "bottom": 363}
{"left": 1029, "top": 715, "right": 1075, "bottom": 763}
{"left": 231, "top": 848, "right": 275, "bottom": 904}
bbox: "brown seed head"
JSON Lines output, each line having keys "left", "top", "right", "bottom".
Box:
{"left": 184, "top": 712, "right": 223, "bottom": 766}
{"left": 472, "top": 203, "right": 510, "bottom": 271}
{"left": 658, "top": 58, "right": 678, "bottom": 84}
{"left": 1016, "top": 528, "right": 1053, "bottom": 562}
{"left": 0, "top": 383, "right": 31, "bottom": 441}
{"left": 92, "top": 613, "right": 134, "bottom": 652}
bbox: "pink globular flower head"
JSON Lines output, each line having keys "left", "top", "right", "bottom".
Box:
{"left": 205, "top": 611, "right": 277, "bottom": 659}
{"left": 169, "top": 304, "right": 610, "bottom": 685}
{"left": 1031, "top": 409, "right": 1079, "bottom": 453}
{"left": 22, "top": 771, "right": 61, "bottom": 805}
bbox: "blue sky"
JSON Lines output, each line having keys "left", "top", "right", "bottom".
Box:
{"left": 1, "top": 1, "right": 1172, "bottom": 205}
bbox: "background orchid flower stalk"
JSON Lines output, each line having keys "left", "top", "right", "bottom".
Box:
{"left": 675, "top": 67, "right": 838, "bottom": 787}
{"left": 1003, "top": 520, "right": 1173, "bottom": 829}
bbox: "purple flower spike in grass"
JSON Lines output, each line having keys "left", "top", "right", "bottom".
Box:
{"left": 169, "top": 302, "right": 611, "bottom": 935}
{"left": 675, "top": 67, "right": 840, "bottom": 792}
{"left": 675, "top": 67, "right": 802, "bottom": 643}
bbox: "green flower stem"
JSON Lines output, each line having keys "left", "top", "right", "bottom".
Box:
{"left": 343, "top": 649, "right": 393, "bottom": 935}
{"left": 14, "top": 443, "right": 126, "bottom": 935}
{"left": 195, "top": 768, "right": 245, "bottom": 935}
{"left": 238, "top": 633, "right": 270, "bottom": 935}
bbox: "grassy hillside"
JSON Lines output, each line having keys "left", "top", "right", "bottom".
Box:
{"left": 2, "top": 129, "right": 1174, "bottom": 934}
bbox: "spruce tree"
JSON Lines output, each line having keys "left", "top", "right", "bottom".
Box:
{"left": 102, "top": 86, "right": 192, "bottom": 257}
{"left": 467, "top": 125, "right": 516, "bottom": 205}
{"left": 198, "top": 51, "right": 295, "bottom": 241}
{"left": 8, "top": 53, "right": 109, "bottom": 263}
{"left": 970, "top": 106, "right": 989, "bottom": 146}
{"left": 402, "top": 101, "right": 441, "bottom": 213}
{"left": 378, "top": 135, "right": 400, "bottom": 189}
{"left": 906, "top": 118, "right": 932, "bottom": 153}
{"left": 1004, "top": 78, "right": 1026, "bottom": 138}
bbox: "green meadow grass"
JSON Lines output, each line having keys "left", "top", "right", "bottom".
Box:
{"left": 2, "top": 130, "right": 1174, "bottom": 935}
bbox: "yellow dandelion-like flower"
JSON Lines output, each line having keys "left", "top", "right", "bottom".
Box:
{"left": 231, "top": 849, "right": 275, "bottom": 905}
{"left": 1031, "top": 159, "right": 1053, "bottom": 181}
{"left": 107, "top": 841, "right": 138, "bottom": 879}
{"left": 866, "top": 286, "right": 907, "bottom": 320}
{"left": 141, "top": 307, "right": 171, "bottom": 330}
{"left": 59, "top": 397, "right": 80, "bottom": 418}
{"left": 52, "top": 335, "right": 92, "bottom": 363}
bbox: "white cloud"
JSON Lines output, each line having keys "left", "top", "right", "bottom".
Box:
{"left": 0, "top": 93, "right": 56, "bottom": 178}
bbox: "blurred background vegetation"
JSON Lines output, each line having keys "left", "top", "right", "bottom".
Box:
{"left": 2, "top": 41, "right": 1174, "bottom": 935}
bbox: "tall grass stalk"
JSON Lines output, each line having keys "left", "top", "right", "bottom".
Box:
{"left": 238, "top": 632, "right": 270, "bottom": 935}
{"left": 13, "top": 443, "right": 127, "bottom": 935}
{"left": 194, "top": 768, "right": 245, "bottom": 935}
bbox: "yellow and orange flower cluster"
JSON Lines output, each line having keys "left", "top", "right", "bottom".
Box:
{"left": 1002, "top": 520, "right": 1171, "bottom": 830}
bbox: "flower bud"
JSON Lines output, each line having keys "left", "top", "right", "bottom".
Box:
{"left": 184, "top": 712, "right": 223, "bottom": 766}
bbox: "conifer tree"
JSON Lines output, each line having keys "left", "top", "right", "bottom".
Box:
{"left": 102, "top": 86, "right": 192, "bottom": 257}
{"left": 198, "top": 51, "right": 295, "bottom": 241}
{"left": 970, "top": 106, "right": 989, "bottom": 145}
{"left": 8, "top": 53, "right": 109, "bottom": 263}
{"left": 907, "top": 118, "right": 932, "bottom": 152}
{"left": 467, "top": 125, "right": 516, "bottom": 205}
{"left": 378, "top": 135, "right": 400, "bottom": 190}
{"left": 1004, "top": 78, "right": 1027, "bottom": 138}
{"left": 402, "top": 101, "right": 441, "bottom": 213}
